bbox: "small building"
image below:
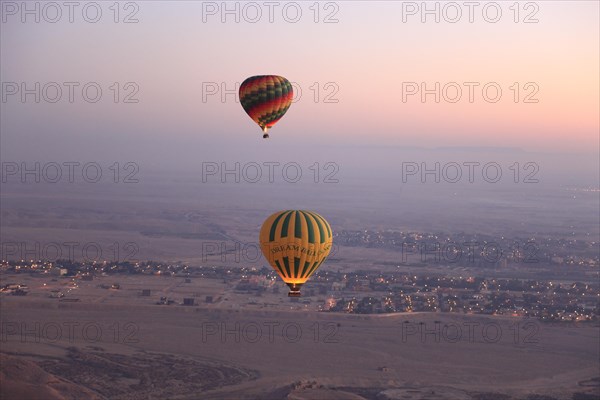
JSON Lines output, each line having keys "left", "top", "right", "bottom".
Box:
{"left": 205, "top": 296, "right": 213, "bottom": 303}
{"left": 51, "top": 267, "right": 68, "bottom": 276}
{"left": 183, "top": 298, "right": 195, "bottom": 306}
{"left": 184, "top": 278, "right": 191, "bottom": 283}
{"left": 141, "top": 289, "right": 151, "bottom": 296}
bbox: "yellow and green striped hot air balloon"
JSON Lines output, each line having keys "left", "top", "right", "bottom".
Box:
{"left": 239, "top": 75, "right": 293, "bottom": 139}
{"left": 260, "top": 210, "right": 333, "bottom": 297}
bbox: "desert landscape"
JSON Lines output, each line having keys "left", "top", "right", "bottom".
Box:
{"left": 1, "top": 272, "right": 598, "bottom": 400}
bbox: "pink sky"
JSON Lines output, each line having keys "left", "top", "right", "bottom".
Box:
{"left": 1, "top": 1, "right": 598, "bottom": 156}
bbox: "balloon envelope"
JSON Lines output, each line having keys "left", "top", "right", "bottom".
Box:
{"left": 260, "top": 210, "right": 333, "bottom": 296}
{"left": 239, "top": 75, "right": 293, "bottom": 137}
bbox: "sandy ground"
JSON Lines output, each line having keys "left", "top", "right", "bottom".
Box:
{"left": 1, "top": 274, "right": 599, "bottom": 399}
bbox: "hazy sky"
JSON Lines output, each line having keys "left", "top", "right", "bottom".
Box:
{"left": 1, "top": 1, "right": 599, "bottom": 177}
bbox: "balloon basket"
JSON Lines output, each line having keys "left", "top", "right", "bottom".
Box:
{"left": 286, "top": 283, "right": 303, "bottom": 297}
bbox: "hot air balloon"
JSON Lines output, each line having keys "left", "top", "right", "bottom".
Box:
{"left": 239, "top": 75, "right": 293, "bottom": 139}
{"left": 260, "top": 210, "right": 333, "bottom": 296}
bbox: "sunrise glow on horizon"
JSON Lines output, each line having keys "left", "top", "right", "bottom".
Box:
{"left": 1, "top": 1, "right": 598, "bottom": 156}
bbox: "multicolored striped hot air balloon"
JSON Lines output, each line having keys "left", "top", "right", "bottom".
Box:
{"left": 239, "top": 75, "right": 293, "bottom": 138}
{"left": 259, "top": 210, "right": 333, "bottom": 296}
